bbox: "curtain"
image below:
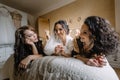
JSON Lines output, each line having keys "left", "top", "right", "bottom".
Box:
{"left": 0, "top": 7, "right": 16, "bottom": 45}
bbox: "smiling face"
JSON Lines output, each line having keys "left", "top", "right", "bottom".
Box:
{"left": 54, "top": 24, "right": 66, "bottom": 39}
{"left": 24, "top": 29, "right": 38, "bottom": 43}
{"left": 79, "top": 24, "right": 93, "bottom": 47}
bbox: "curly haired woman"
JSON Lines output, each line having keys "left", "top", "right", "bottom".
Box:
{"left": 72, "top": 16, "right": 120, "bottom": 67}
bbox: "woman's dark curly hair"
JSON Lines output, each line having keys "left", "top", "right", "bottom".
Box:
{"left": 84, "top": 16, "right": 120, "bottom": 56}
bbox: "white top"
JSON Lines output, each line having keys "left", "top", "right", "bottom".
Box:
{"left": 44, "top": 35, "right": 73, "bottom": 55}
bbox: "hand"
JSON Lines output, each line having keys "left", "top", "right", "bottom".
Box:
{"left": 86, "top": 59, "right": 100, "bottom": 67}
{"left": 61, "top": 47, "right": 67, "bottom": 56}
{"left": 95, "top": 55, "right": 107, "bottom": 67}
{"left": 54, "top": 45, "right": 63, "bottom": 55}
{"left": 19, "top": 56, "right": 31, "bottom": 69}
{"left": 86, "top": 56, "right": 107, "bottom": 67}
{"left": 25, "top": 38, "right": 34, "bottom": 45}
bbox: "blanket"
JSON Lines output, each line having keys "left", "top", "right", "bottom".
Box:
{"left": 1, "top": 55, "right": 119, "bottom": 80}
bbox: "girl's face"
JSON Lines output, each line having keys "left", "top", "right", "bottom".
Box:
{"left": 54, "top": 24, "right": 66, "bottom": 38}
{"left": 24, "top": 30, "right": 38, "bottom": 42}
{"left": 79, "top": 24, "right": 92, "bottom": 46}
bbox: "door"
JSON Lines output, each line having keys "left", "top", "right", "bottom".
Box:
{"left": 38, "top": 17, "right": 50, "bottom": 43}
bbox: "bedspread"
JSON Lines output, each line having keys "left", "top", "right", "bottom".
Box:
{"left": 1, "top": 55, "right": 119, "bottom": 80}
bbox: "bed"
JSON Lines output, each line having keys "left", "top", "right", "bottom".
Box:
{"left": 1, "top": 54, "right": 119, "bottom": 80}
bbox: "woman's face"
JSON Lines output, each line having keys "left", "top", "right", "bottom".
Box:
{"left": 54, "top": 24, "right": 66, "bottom": 38}
{"left": 79, "top": 24, "right": 92, "bottom": 46}
{"left": 24, "top": 30, "right": 38, "bottom": 42}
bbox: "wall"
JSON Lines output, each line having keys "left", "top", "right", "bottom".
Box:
{"left": 40, "top": 0, "right": 115, "bottom": 34}
{"left": 115, "top": 0, "right": 120, "bottom": 34}
{"left": 27, "top": 14, "right": 36, "bottom": 27}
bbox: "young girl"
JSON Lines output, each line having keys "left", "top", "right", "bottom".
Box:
{"left": 14, "top": 25, "right": 45, "bottom": 75}
{"left": 72, "top": 16, "right": 120, "bottom": 67}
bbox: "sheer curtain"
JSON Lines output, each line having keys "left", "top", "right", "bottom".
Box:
{"left": 0, "top": 7, "right": 16, "bottom": 45}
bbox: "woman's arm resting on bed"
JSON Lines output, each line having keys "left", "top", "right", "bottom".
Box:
{"left": 74, "top": 55, "right": 106, "bottom": 67}
{"left": 19, "top": 54, "right": 42, "bottom": 69}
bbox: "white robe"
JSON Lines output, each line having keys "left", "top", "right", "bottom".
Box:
{"left": 44, "top": 35, "right": 73, "bottom": 55}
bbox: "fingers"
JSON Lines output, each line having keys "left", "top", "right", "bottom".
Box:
{"left": 96, "top": 55, "right": 107, "bottom": 66}
{"left": 86, "top": 59, "right": 99, "bottom": 67}
{"left": 18, "top": 57, "right": 31, "bottom": 69}
{"left": 25, "top": 38, "right": 34, "bottom": 45}
{"left": 55, "top": 46, "right": 60, "bottom": 54}
{"left": 55, "top": 45, "right": 64, "bottom": 55}
{"left": 99, "top": 59, "right": 107, "bottom": 66}
{"left": 86, "top": 58, "right": 107, "bottom": 67}
{"left": 19, "top": 63, "right": 28, "bottom": 69}
{"left": 25, "top": 38, "right": 30, "bottom": 44}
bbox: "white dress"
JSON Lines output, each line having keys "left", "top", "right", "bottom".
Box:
{"left": 44, "top": 35, "right": 73, "bottom": 55}
{"left": 0, "top": 7, "right": 16, "bottom": 45}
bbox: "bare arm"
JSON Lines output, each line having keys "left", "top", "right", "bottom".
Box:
{"left": 74, "top": 55, "right": 89, "bottom": 63}
{"left": 31, "top": 43, "right": 39, "bottom": 55}
{"left": 19, "top": 54, "right": 42, "bottom": 69}
{"left": 74, "top": 55, "right": 106, "bottom": 67}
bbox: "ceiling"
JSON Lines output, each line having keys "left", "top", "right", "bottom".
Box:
{"left": 0, "top": 0, "right": 76, "bottom": 15}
